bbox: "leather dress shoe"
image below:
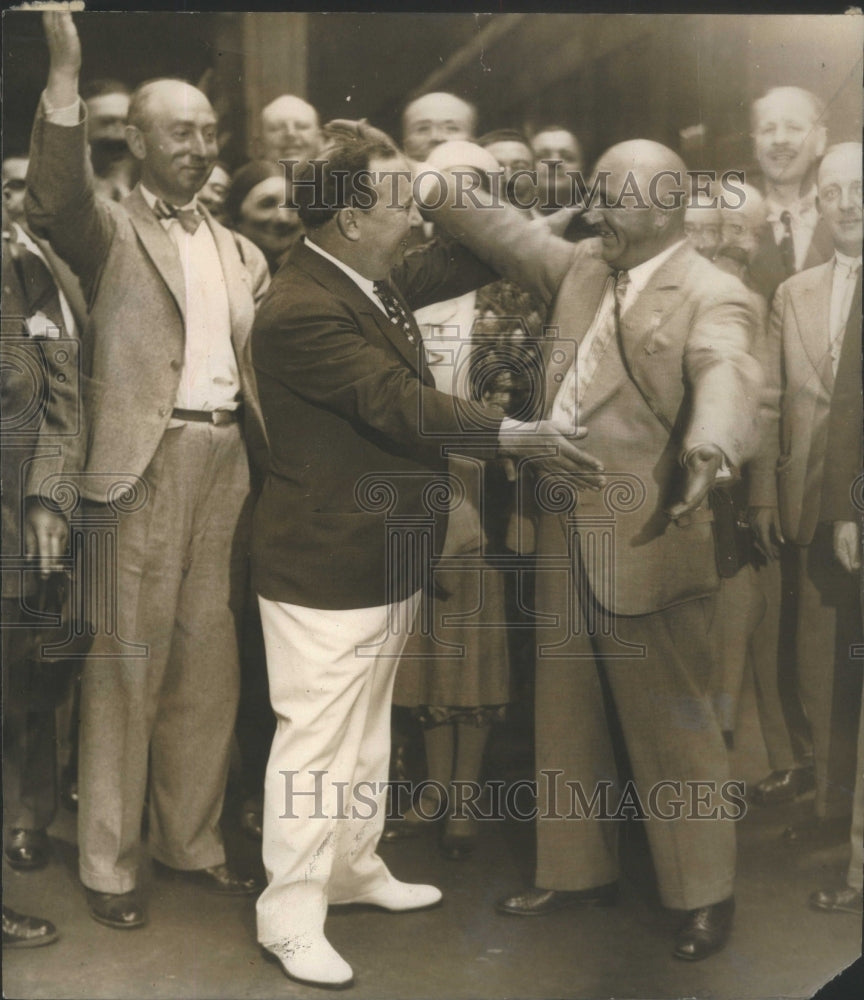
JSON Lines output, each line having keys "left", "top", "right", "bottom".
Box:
{"left": 3, "top": 906, "right": 59, "bottom": 948}
{"left": 4, "top": 828, "right": 50, "bottom": 871}
{"left": 153, "top": 860, "right": 262, "bottom": 895}
{"left": 85, "top": 889, "right": 147, "bottom": 930}
{"left": 673, "top": 896, "right": 735, "bottom": 961}
{"left": 750, "top": 767, "right": 811, "bottom": 806}
{"left": 263, "top": 934, "right": 354, "bottom": 989}
{"left": 331, "top": 877, "right": 442, "bottom": 912}
{"left": 496, "top": 883, "right": 618, "bottom": 916}
{"left": 809, "top": 886, "right": 863, "bottom": 915}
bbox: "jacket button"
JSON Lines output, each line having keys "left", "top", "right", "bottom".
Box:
{"left": 170, "top": 359, "right": 181, "bottom": 371}
{"left": 159, "top": 406, "right": 168, "bottom": 417}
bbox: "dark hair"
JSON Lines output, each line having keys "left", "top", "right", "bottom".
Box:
{"left": 81, "top": 78, "right": 131, "bottom": 101}
{"left": 294, "top": 135, "right": 400, "bottom": 229}
{"left": 224, "top": 160, "right": 284, "bottom": 225}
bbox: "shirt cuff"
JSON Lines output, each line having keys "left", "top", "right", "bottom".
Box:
{"left": 682, "top": 443, "right": 733, "bottom": 482}
{"left": 42, "top": 91, "right": 82, "bottom": 126}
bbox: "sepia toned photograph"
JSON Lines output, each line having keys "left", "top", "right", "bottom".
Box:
{"left": 1, "top": 4, "right": 862, "bottom": 998}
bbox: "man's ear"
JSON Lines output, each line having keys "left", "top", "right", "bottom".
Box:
{"left": 336, "top": 207, "right": 361, "bottom": 242}
{"left": 125, "top": 125, "right": 146, "bottom": 162}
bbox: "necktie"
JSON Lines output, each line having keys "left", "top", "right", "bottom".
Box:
{"left": 778, "top": 209, "right": 796, "bottom": 276}
{"left": 153, "top": 197, "right": 202, "bottom": 235}
{"left": 373, "top": 281, "right": 417, "bottom": 344}
{"left": 577, "top": 270, "right": 629, "bottom": 397}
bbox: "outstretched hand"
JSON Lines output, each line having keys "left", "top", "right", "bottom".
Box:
{"left": 666, "top": 444, "right": 723, "bottom": 522}
{"left": 43, "top": 10, "right": 81, "bottom": 77}
{"left": 25, "top": 499, "right": 68, "bottom": 579}
{"left": 498, "top": 421, "right": 605, "bottom": 491}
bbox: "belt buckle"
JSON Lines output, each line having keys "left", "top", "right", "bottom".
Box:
{"left": 211, "top": 409, "right": 234, "bottom": 426}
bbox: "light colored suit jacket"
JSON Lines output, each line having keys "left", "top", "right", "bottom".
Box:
{"left": 749, "top": 260, "right": 859, "bottom": 545}
{"left": 25, "top": 107, "right": 270, "bottom": 502}
{"left": 432, "top": 197, "right": 763, "bottom": 615}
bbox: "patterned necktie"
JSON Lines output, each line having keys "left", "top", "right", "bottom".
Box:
{"left": 153, "top": 197, "right": 202, "bottom": 235}
{"left": 373, "top": 280, "right": 417, "bottom": 344}
{"left": 577, "top": 270, "right": 629, "bottom": 396}
{"left": 778, "top": 209, "right": 796, "bottom": 276}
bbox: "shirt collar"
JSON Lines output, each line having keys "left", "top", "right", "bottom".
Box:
{"left": 625, "top": 238, "right": 687, "bottom": 292}
{"left": 764, "top": 189, "right": 818, "bottom": 224}
{"left": 303, "top": 236, "right": 380, "bottom": 304}
{"left": 835, "top": 250, "right": 862, "bottom": 271}
{"left": 140, "top": 184, "right": 198, "bottom": 214}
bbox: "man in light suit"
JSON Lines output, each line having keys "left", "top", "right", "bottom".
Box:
{"left": 750, "top": 142, "right": 863, "bottom": 846}
{"left": 25, "top": 12, "right": 270, "bottom": 929}
{"left": 422, "top": 139, "right": 763, "bottom": 960}
{"left": 250, "top": 120, "right": 600, "bottom": 988}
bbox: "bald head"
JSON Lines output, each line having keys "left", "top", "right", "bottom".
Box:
{"left": 817, "top": 142, "right": 863, "bottom": 256}
{"left": 584, "top": 140, "right": 688, "bottom": 269}
{"left": 124, "top": 79, "right": 218, "bottom": 205}
{"left": 402, "top": 92, "right": 477, "bottom": 161}
{"left": 261, "top": 94, "right": 321, "bottom": 165}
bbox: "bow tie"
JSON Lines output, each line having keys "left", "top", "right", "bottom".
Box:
{"left": 153, "top": 197, "right": 202, "bottom": 235}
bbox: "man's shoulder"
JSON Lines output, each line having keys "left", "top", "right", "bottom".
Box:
{"left": 775, "top": 258, "right": 834, "bottom": 303}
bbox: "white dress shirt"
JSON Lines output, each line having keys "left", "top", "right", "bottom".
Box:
{"left": 764, "top": 191, "right": 819, "bottom": 272}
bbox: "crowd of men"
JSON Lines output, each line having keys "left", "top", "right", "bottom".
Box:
{"left": 2, "top": 10, "right": 861, "bottom": 992}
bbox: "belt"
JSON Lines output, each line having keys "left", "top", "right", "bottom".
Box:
{"left": 171, "top": 407, "right": 242, "bottom": 426}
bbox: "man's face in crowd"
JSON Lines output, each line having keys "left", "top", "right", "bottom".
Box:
{"left": 817, "top": 144, "right": 863, "bottom": 258}
{"left": 127, "top": 82, "right": 218, "bottom": 204}
{"left": 261, "top": 96, "right": 321, "bottom": 166}
{"left": 484, "top": 139, "right": 535, "bottom": 207}
{"left": 86, "top": 91, "right": 130, "bottom": 145}
{"left": 2, "top": 157, "right": 28, "bottom": 229}
{"left": 402, "top": 93, "right": 475, "bottom": 162}
{"left": 531, "top": 128, "right": 583, "bottom": 206}
{"left": 684, "top": 205, "right": 722, "bottom": 259}
{"left": 719, "top": 184, "right": 767, "bottom": 260}
{"left": 352, "top": 156, "right": 422, "bottom": 278}
{"left": 752, "top": 89, "right": 827, "bottom": 188}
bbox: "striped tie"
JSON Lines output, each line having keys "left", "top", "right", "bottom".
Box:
{"left": 577, "top": 270, "right": 629, "bottom": 396}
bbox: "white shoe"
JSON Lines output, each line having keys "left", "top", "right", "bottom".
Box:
{"left": 264, "top": 933, "right": 354, "bottom": 989}
{"left": 332, "top": 878, "right": 442, "bottom": 912}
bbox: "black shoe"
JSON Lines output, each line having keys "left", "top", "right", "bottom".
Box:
{"left": 496, "top": 884, "right": 618, "bottom": 916}
{"left": 4, "top": 829, "right": 51, "bottom": 871}
{"left": 809, "top": 886, "right": 863, "bottom": 915}
{"left": 85, "top": 889, "right": 147, "bottom": 930}
{"left": 750, "top": 768, "right": 807, "bottom": 806}
{"left": 153, "top": 860, "right": 262, "bottom": 895}
{"left": 781, "top": 814, "right": 850, "bottom": 847}
{"left": 60, "top": 766, "right": 79, "bottom": 813}
{"left": 2, "top": 906, "right": 59, "bottom": 948}
{"left": 673, "top": 897, "right": 735, "bottom": 961}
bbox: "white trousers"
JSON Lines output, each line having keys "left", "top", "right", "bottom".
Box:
{"left": 256, "top": 591, "right": 420, "bottom": 947}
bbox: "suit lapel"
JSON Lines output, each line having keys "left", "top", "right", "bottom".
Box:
{"left": 544, "top": 251, "right": 611, "bottom": 416}
{"left": 205, "top": 209, "right": 254, "bottom": 355}
{"left": 295, "top": 241, "right": 425, "bottom": 377}
{"left": 789, "top": 261, "right": 834, "bottom": 394}
{"left": 123, "top": 186, "right": 187, "bottom": 323}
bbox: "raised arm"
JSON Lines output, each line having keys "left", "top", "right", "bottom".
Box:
{"left": 25, "top": 11, "right": 116, "bottom": 293}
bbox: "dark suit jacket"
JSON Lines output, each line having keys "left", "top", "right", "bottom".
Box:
{"left": 749, "top": 217, "right": 834, "bottom": 305}
{"left": 25, "top": 105, "right": 271, "bottom": 501}
{"left": 251, "top": 237, "right": 497, "bottom": 610}
{"left": 1, "top": 235, "right": 84, "bottom": 599}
